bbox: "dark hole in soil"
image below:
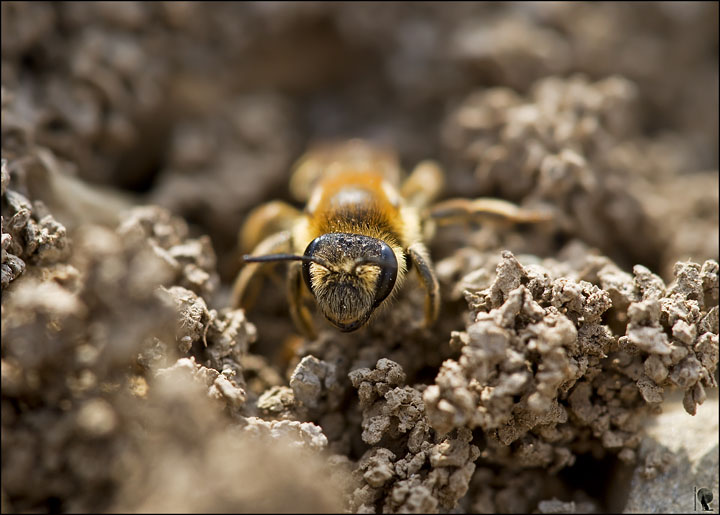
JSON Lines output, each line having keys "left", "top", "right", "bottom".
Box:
{"left": 44, "top": 116, "right": 68, "bottom": 133}
{"left": 471, "top": 427, "right": 488, "bottom": 453}
{"left": 553, "top": 229, "right": 571, "bottom": 252}
{"left": 112, "top": 140, "right": 168, "bottom": 193}
{"left": 414, "top": 365, "right": 440, "bottom": 386}
{"left": 558, "top": 451, "right": 632, "bottom": 512}
{"left": 46, "top": 496, "right": 63, "bottom": 513}
{"left": 20, "top": 50, "right": 43, "bottom": 73}
{"left": 110, "top": 108, "right": 175, "bottom": 193}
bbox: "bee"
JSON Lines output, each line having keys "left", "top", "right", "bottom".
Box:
{"left": 233, "top": 139, "right": 549, "bottom": 338}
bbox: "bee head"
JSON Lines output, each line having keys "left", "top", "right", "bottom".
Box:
{"left": 302, "top": 233, "right": 398, "bottom": 332}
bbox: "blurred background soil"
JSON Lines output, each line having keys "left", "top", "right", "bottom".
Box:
{"left": 1, "top": 2, "right": 718, "bottom": 513}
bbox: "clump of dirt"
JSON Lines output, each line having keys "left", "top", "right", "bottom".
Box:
{"left": 1, "top": 2, "right": 718, "bottom": 514}
{"left": 440, "top": 74, "right": 718, "bottom": 275}
{"left": 0, "top": 189, "right": 342, "bottom": 512}
{"left": 1, "top": 158, "right": 68, "bottom": 287}
{"left": 425, "top": 251, "right": 717, "bottom": 465}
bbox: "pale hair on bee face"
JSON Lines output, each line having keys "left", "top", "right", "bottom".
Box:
{"left": 310, "top": 263, "right": 380, "bottom": 326}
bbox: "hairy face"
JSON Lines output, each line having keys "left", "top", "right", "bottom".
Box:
{"left": 302, "top": 233, "right": 397, "bottom": 332}
{"left": 309, "top": 263, "right": 380, "bottom": 330}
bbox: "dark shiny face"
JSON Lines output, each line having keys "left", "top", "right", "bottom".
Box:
{"left": 302, "top": 233, "right": 398, "bottom": 331}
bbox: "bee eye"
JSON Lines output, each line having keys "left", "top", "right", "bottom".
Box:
{"left": 302, "top": 236, "right": 323, "bottom": 294}
{"left": 370, "top": 242, "right": 398, "bottom": 308}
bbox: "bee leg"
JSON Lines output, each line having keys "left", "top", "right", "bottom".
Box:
{"left": 232, "top": 230, "right": 292, "bottom": 309}
{"left": 239, "top": 200, "right": 301, "bottom": 254}
{"left": 408, "top": 242, "right": 440, "bottom": 328}
{"left": 401, "top": 160, "right": 445, "bottom": 208}
{"left": 287, "top": 260, "right": 317, "bottom": 339}
{"left": 426, "top": 198, "right": 552, "bottom": 226}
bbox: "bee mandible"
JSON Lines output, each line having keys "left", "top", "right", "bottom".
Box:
{"left": 232, "top": 139, "right": 549, "bottom": 338}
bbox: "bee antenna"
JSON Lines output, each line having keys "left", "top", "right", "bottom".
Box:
{"left": 241, "top": 253, "right": 334, "bottom": 270}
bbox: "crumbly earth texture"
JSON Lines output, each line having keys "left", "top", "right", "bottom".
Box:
{"left": 1, "top": 2, "right": 718, "bottom": 513}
